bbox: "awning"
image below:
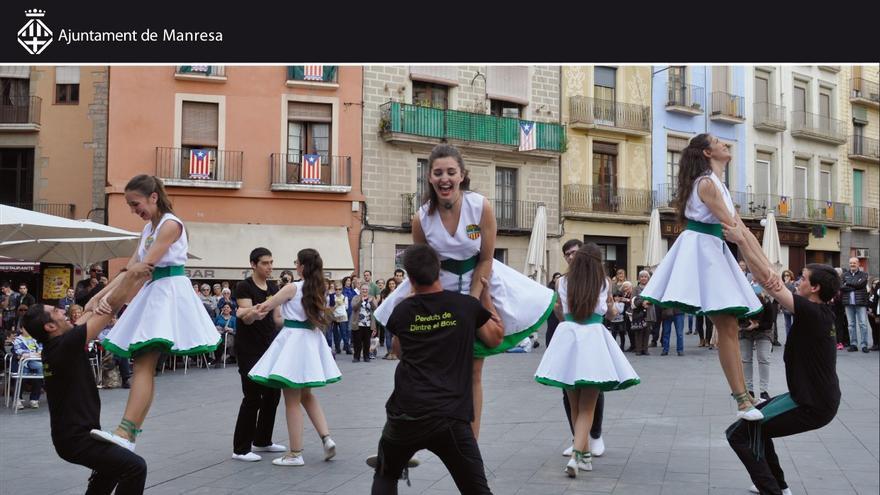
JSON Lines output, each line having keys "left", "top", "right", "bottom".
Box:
{"left": 184, "top": 223, "right": 355, "bottom": 281}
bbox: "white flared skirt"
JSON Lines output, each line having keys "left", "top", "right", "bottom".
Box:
{"left": 248, "top": 326, "right": 341, "bottom": 389}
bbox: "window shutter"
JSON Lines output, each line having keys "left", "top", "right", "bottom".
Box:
{"left": 486, "top": 66, "right": 530, "bottom": 104}
{"left": 182, "top": 101, "right": 219, "bottom": 147}
{"left": 667, "top": 136, "right": 689, "bottom": 152}
{"left": 288, "top": 102, "right": 332, "bottom": 123}
{"left": 55, "top": 66, "right": 80, "bottom": 84}
{"left": 593, "top": 141, "right": 618, "bottom": 155}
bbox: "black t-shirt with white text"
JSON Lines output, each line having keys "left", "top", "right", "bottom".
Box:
{"left": 233, "top": 277, "right": 279, "bottom": 358}
{"left": 785, "top": 294, "right": 840, "bottom": 418}
{"left": 42, "top": 324, "right": 101, "bottom": 443}
{"left": 385, "top": 290, "right": 492, "bottom": 423}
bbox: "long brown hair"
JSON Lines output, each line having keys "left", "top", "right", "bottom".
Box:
{"left": 674, "top": 133, "right": 712, "bottom": 224}
{"left": 423, "top": 144, "right": 471, "bottom": 215}
{"left": 298, "top": 248, "right": 328, "bottom": 328}
{"left": 125, "top": 174, "right": 175, "bottom": 217}
{"left": 567, "top": 243, "right": 607, "bottom": 321}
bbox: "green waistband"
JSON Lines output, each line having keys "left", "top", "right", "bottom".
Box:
{"left": 440, "top": 255, "right": 479, "bottom": 276}
{"left": 151, "top": 265, "right": 185, "bottom": 281}
{"left": 686, "top": 220, "right": 723, "bottom": 239}
{"left": 284, "top": 319, "right": 314, "bottom": 329}
{"left": 564, "top": 313, "right": 604, "bottom": 325}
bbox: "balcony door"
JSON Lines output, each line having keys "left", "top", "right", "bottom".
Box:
{"left": 0, "top": 148, "right": 34, "bottom": 206}
{"left": 495, "top": 167, "right": 518, "bottom": 229}
{"left": 594, "top": 67, "right": 616, "bottom": 126}
{"left": 667, "top": 66, "right": 686, "bottom": 106}
{"left": 793, "top": 85, "right": 806, "bottom": 126}
{"left": 592, "top": 143, "right": 618, "bottom": 212}
{"left": 794, "top": 161, "right": 808, "bottom": 218}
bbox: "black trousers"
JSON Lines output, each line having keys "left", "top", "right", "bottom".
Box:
{"left": 726, "top": 393, "right": 834, "bottom": 495}
{"left": 353, "top": 326, "right": 372, "bottom": 360}
{"left": 547, "top": 320, "right": 603, "bottom": 439}
{"left": 372, "top": 418, "right": 491, "bottom": 495}
{"left": 55, "top": 434, "right": 147, "bottom": 495}
{"left": 233, "top": 354, "right": 281, "bottom": 455}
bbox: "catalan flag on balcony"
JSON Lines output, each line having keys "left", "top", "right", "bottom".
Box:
{"left": 301, "top": 154, "right": 322, "bottom": 184}
{"left": 826, "top": 201, "right": 834, "bottom": 220}
{"left": 190, "top": 65, "right": 210, "bottom": 73}
{"left": 518, "top": 121, "right": 536, "bottom": 151}
{"left": 778, "top": 196, "right": 789, "bottom": 216}
{"left": 303, "top": 65, "right": 324, "bottom": 81}
{"left": 189, "top": 149, "right": 211, "bottom": 179}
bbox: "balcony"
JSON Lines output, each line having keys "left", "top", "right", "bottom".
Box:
{"left": 568, "top": 96, "right": 650, "bottom": 136}
{"left": 710, "top": 91, "right": 745, "bottom": 124}
{"left": 790, "top": 111, "right": 847, "bottom": 145}
{"left": 9, "top": 202, "right": 74, "bottom": 219}
{"left": 270, "top": 153, "right": 352, "bottom": 193}
{"left": 399, "top": 193, "right": 539, "bottom": 232}
{"left": 850, "top": 78, "right": 880, "bottom": 108}
{"left": 853, "top": 206, "right": 880, "bottom": 230}
{"left": 286, "top": 66, "right": 339, "bottom": 89}
{"left": 788, "top": 198, "right": 851, "bottom": 226}
{"left": 753, "top": 102, "right": 786, "bottom": 132}
{"left": 174, "top": 65, "right": 227, "bottom": 83}
{"left": 665, "top": 83, "right": 705, "bottom": 116}
{"left": 155, "top": 147, "right": 243, "bottom": 189}
{"left": 0, "top": 96, "right": 41, "bottom": 131}
{"left": 564, "top": 184, "right": 653, "bottom": 221}
{"left": 849, "top": 135, "right": 880, "bottom": 163}
{"left": 379, "top": 102, "right": 565, "bottom": 155}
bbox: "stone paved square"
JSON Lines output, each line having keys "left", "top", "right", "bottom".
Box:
{"left": 2, "top": 321, "right": 878, "bottom": 494}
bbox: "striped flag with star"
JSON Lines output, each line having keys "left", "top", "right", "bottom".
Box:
{"left": 189, "top": 149, "right": 211, "bottom": 179}
{"left": 518, "top": 121, "right": 536, "bottom": 151}
{"left": 303, "top": 65, "right": 324, "bottom": 81}
{"left": 301, "top": 154, "right": 322, "bottom": 184}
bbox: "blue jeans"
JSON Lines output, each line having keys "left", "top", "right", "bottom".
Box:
{"left": 845, "top": 305, "right": 870, "bottom": 348}
{"left": 12, "top": 359, "right": 43, "bottom": 400}
{"left": 661, "top": 314, "right": 685, "bottom": 353}
{"left": 326, "top": 322, "right": 343, "bottom": 351}
{"left": 687, "top": 314, "right": 694, "bottom": 332}
{"left": 339, "top": 322, "right": 351, "bottom": 351}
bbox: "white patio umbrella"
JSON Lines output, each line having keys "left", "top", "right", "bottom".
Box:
{"left": 0, "top": 235, "right": 140, "bottom": 278}
{"left": 644, "top": 208, "right": 664, "bottom": 269}
{"left": 0, "top": 204, "right": 137, "bottom": 243}
{"left": 524, "top": 203, "right": 548, "bottom": 283}
{"left": 761, "top": 211, "right": 784, "bottom": 273}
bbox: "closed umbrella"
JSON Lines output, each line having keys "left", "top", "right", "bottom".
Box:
{"left": 761, "top": 211, "right": 783, "bottom": 272}
{"left": 524, "top": 203, "right": 548, "bottom": 283}
{"left": 1, "top": 204, "right": 137, "bottom": 243}
{"left": 644, "top": 208, "right": 664, "bottom": 269}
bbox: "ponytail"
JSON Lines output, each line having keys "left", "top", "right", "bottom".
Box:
{"left": 298, "top": 248, "right": 328, "bottom": 328}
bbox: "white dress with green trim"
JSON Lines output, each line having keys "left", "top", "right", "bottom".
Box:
{"left": 248, "top": 280, "right": 341, "bottom": 389}
{"left": 534, "top": 277, "right": 640, "bottom": 391}
{"left": 373, "top": 191, "right": 556, "bottom": 357}
{"left": 641, "top": 173, "right": 762, "bottom": 317}
{"left": 102, "top": 213, "right": 221, "bottom": 358}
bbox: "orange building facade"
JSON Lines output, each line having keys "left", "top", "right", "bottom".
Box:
{"left": 105, "top": 66, "right": 363, "bottom": 281}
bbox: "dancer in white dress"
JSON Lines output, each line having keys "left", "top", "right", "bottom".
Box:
{"left": 90, "top": 175, "right": 220, "bottom": 451}
{"left": 373, "top": 144, "right": 556, "bottom": 438}
{"left": 248, "top": 248, "right": 340, "bottom": 466}
{"left": 534, "top": 242, "right": 639, "bottom": 478}
{"left": 640, "top": 134, "right": 763, "bottom": 421}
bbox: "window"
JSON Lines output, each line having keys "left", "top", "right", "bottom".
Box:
{"left": 55, "top": 67, "right": 79, "bottom": 104}
{"left": 853, "top": 169, "right": 864, "bottom": 208}
{"left": 793, "top": 84, "right": 807, "bottom": 125}
{"left": 0, "top": 148, "right": 34, "bottom": 205}
{"left": 584, "top": 236, "right": 628, "bottom": 280}
{"left": 853, "top": 123, "right": 866, "bottom": 154}
{"left": 712, "top": 66, "right": 730, "bottom": 93}
{"left": 0, "top": 77, "right": 30, "bottom": 123}
{"left": 416, "top": 158, "right": 429, "bottom": 203}
{"left": 394, "top": 244, "right": 412, "bottom": 270}
{"left": 493, "top": 249, "right": 507, "bottom": 264}
{"left": 594, "top": 67, "right": 616, "bottom": 125}
{"left": 668, "top": 66, "right": 687, "bottom": 105}
{"left": 495, "top": 167, "right": 518, "bottom": 228}
{"left": 181, "top": 101, "right": 219, "bottom": 179}
{"left": 490, "top": 100, "right": 523, "bottom": 118}
{"left": 819, "top": 89, "right": 832, "bottom": 131}
{"left": 819, "top": 163, "right": 833, "bottom": 202}
{"left": 754, "top": 151, "right": 775, "bottom": 213}
{"left": 413, "top": 81, "right": 448, "bottom": 109}
{"left": 592, "top": 142, "right": 618, "bottom": 212}
{"left": 754, "top": 71, "right": 770, "bottom": 103}
{"left": 287, "top": 102, "right": 332, "bottom": 184}
{"left": 794, "top": 158, "right": 809, "bottom": 217}
{"left": 666, "top": 135, "right": 689, "bottom": 186}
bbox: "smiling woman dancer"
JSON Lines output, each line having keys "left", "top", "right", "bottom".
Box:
{"left": 373, "top": 143, "right": 556, "bottom": 438}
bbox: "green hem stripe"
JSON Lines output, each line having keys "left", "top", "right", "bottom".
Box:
{"left": 249, "top": 374, "right": 341, "bottom": 389}
{"left": 102, "top": 337, "right": 221, "bottom": 359}
{"left": 474, "top": 291, "right": 558, "bottom": 358}
{"left": 640, "top": 296, "right": 762, "bottom": 318}
{"left": 535, "top": 375, "right": 641, "bottom": 392}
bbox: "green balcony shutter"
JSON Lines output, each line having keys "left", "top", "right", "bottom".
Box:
{"left": 323, "top": 66, "right": 337, "bottom": 82}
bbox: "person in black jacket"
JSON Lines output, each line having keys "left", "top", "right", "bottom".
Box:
{"left": 867, "top": 278, "right": 879, "bottom": 351}
{"left": 841, "top": 257, "right": 870, "bottom": 352}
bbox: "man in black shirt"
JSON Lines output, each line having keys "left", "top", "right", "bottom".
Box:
{"left": 371, "top": 245, "right": 503, "bottom": 495}
{"left": 22, "top": 265, "right": 149, "bottom": 495}
{"left": 230, "top": 247, "right": 286, "bottom": 462}
{"left": 723, "top": 219, "right": 841, "bottom": 495}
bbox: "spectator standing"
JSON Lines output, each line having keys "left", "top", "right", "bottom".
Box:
{"left": 350, "top": 284, "right": 377, "bottom": 362}
{"left": 739, "top": 290, "right": 776, "bottom": 402}
{"left": 841, "top": 257, "right": 871, "bottom": 352}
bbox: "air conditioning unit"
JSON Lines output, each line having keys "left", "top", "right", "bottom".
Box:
{"left": 855, "top": 248, "right": 869, "bottom": 258}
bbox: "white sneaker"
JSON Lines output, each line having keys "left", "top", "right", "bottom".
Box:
{"left": 29, "top": 400, "right": 39, "bottom": 408}
{"left": 231, "top": 452, "right": 262, "bottom": 462}
{"left": 14, "top": 400, "right": 24, "bottom": 410}
{"left": 565, "top": 457, "right": 578, "bottom": 478}
{"left": 737, "top": 406, "right": 764, "bottom": 421}
{"left": 562, "top": 444, "right": 574, "bottom": 457}
{"left": 252, "top": 443, "right": 287, "bottom": 453}
{"left": 578, "top": 453, "right": 593, "bottom": 472}
{"left": 323, "top": 437, "right": 336, "bottom": 461}
{"left": 272, "top": 452, "right": 304, "bottom": 466}
{"left": 590, "top": 435, "right": 605, "bottom": 457}
{"left": 748, "top": 485, "right": 790, "bottom": 495}
{"left": 90, "top": 429, "right": 135, "bottom": 452}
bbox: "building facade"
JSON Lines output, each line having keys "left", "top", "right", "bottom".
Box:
{"left": 105, "top": 66, "right": 363, "bottom": 281}
{"left": 560, "top": 65, "right": 653, "bottom": 278}
{"left": 360, "top": 65, "right": 563, "bottom": 281}
{"left": 1, "top": 65, "right": 108, "bottom": 293}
